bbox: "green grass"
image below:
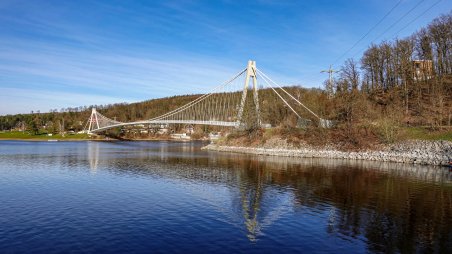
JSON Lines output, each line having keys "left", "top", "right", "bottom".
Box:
{"left": 402, "top": 127, "right": 452, "bottom": 141}
{"left": 0, "top": 131, "right": 91, "bottom": 140}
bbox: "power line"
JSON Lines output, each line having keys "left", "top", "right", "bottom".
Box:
{"left": 368, "top": 0, "right": 425, "bottom": 43}
{"left": 390, "top": 0, "right": 442, "bottom": 39}
{"left": 351, "top": 0, "right": 438, "bottom": 59}
{"left": 331, "top": 0, "right": 403, "bottom": 66}
{"left": 301, "top": 1, "right": 403, "bottom": 87}
{"left": 301, "top": 0, "right": 433, "bottom": 87}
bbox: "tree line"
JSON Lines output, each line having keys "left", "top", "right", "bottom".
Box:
{"left": 333, "top": 12, "right": 451, "bottom": 124}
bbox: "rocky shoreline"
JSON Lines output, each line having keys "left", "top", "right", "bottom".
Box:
{"left": 203, "top": 140, "right": 452, "bottom": 166}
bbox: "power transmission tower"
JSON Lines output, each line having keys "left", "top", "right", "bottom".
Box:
{"left": 321, "top": 65, "right": 339, "bottom": 98}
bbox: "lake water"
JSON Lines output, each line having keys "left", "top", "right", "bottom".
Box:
{"left": 0, "top": 140, "right": 451, "bottom": 253}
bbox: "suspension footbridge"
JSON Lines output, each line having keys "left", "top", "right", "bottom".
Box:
{"left": 84, "top": 60, "right": 331, "bottom": 134}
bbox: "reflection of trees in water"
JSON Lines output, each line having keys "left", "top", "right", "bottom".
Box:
{"left": 283, "top": 165, "right": 452, "bottom": 253}
{"left": 86, "top": 143, "right": 452, "bottom": 252}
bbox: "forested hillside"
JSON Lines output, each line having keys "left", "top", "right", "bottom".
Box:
{"left": 0, "top": 87, "right": 325, "bottom": 133}
{"left": 331, "top": 12, "right": 451, "bottom": 126}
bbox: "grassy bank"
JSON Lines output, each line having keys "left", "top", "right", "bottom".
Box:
{"left": 0, "top": 131, "right": 91, "bottom": 140}
{"left": 402, "top": 127, "right": 452, "bottom": 141}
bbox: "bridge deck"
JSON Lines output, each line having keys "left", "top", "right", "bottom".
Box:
{"left": 91, "top": 120, "right": 238, "bottom": 133}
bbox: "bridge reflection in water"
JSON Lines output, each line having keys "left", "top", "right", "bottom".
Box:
{"left": 86, "top": 141, "right": 452, "bottom": 252}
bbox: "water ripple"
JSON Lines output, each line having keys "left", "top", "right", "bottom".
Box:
{"left": 0, "top": 140, "right": 450, "bottom": 253}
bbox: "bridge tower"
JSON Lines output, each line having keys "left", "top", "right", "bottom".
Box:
{"left": 236, "top": 60, "right": 261, "bottom": 128}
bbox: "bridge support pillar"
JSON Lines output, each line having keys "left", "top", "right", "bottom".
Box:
{"left": 236, "top": 60, "right": 261, "bottom": 128}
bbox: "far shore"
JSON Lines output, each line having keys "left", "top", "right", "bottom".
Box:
{"left": 0, "top": 138, "right": 104, "bottom": 142}
{"left": 0, "top": 137, "right": 207, "bottom": 142}
{"left": 0, "top": 138, "right": 89, "bottom": 141}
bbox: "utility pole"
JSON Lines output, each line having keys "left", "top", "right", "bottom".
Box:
{"left": 321, "top": 65, "right": 339, "bottom": 98}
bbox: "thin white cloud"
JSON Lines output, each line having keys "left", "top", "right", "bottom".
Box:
{"left": 0, "top": 38, "right": 243, "bottom": 96}
{"left": 0, "top": 87, "right": 130, "bottom": 115}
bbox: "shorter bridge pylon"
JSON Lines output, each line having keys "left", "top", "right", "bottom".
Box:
{"left": 83, "top": 108, "right": 122, "bottom": 134}
{"left": 87, "top": 108, "right": 99, "bottom": 134}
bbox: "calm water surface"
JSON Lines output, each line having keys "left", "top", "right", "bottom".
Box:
{"left": 0, "top": 140, "right": 451, "bottom": 253}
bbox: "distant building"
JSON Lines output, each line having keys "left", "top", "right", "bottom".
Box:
{"left": 170, "top": 133, "right": 191, "bottom": 140}
{"left": 413, "top": 60, "right": 433, "bottom": 81}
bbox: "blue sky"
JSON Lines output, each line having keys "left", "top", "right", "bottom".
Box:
{"left": 0, "top": 0, "right": 450, "bottom": 115}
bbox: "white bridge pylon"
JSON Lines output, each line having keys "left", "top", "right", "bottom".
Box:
{"left": 84, "top": 60, "right": 330, "bottom": 134}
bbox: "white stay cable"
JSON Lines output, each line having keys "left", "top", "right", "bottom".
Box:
{"left": 257, "top": 72, "right": 302, "bottom": 119}
{"left": 96, "top": 111, "right": 122, "bottom": 124}
{"left": 82, "top": 118, "right": 90, "bottom": 132}
{"left": 149, "top": 68, "right": 247, "bottom": 121}
{"left": 257, "top": 68, "right": 321, "bottom": 120}
{"left": 148, "top": 69, "right": 244, "bottom": 122}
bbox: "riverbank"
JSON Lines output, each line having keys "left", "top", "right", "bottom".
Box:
{"left": 0, "top": 138, "right": 96, "bottom": 142}
{"left": 203, "top": 139, "right": 452, "bottom": 166}
{"left": 0, "top": 134, "right": 204, "bottom": 142}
